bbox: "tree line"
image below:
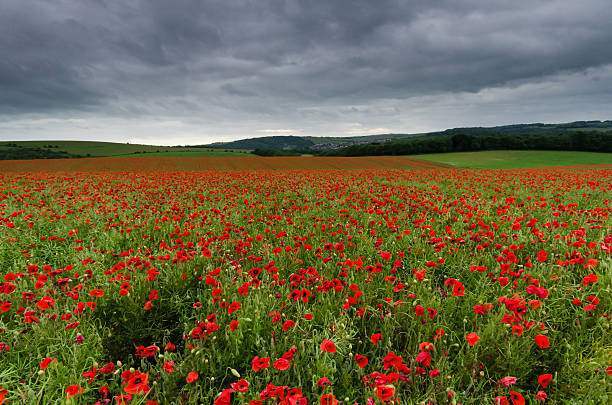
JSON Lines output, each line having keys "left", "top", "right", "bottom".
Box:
{"left": 0, "top": 145, "right": 83, "bottom": 160}
{"left": 319, "top": 132, "right": 612, "bottom": 156}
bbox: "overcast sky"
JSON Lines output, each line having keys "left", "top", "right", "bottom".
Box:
{"left": 1, "top": 0, "right": 611, "bottom": 145}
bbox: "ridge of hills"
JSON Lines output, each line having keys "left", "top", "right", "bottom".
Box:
{"left": 1, "top": 119, "right": 611, "bottom": 159}
{"left": 200, "top": 119, "right": 612, "bottom": 150}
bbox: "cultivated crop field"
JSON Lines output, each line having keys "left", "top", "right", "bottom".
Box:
{"left": 413, "top": 151, "right": 612, "bottom": 170}
{"left": 0, "top": 167, "right": 610, "bottom": 404}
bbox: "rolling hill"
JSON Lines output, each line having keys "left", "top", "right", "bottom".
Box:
{"left": 203, "top": 120, "right": 612, "bottom": 150}
{"left": 2, "top": 119, "right": 612, "bottom": 159}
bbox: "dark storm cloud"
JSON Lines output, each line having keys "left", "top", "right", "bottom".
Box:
{"left": 1, "top": 0, "right": 612, "bottom": 141}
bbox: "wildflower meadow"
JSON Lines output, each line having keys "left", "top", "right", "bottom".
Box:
{"left": 0, "top": 166, "right": 610, "bottom": 404}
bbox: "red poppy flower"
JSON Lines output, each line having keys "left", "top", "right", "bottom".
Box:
{"left": 512, "top": 324, "right": 524, "bottom": 337}
{"left": 582, "top": 273, "right": 598, "bottom": 286}
{"left": 354, "top": 354, "right": 368, "bottom": 368}
{"left": 36, "top": 296, "right": 55, "bottom": 310}
{"left": 65, "top": 385, "right": 83, "bottom": 398}
{"left": 382, "top": 351, "right": 403, "bottom": 370}
{"left": 416, "top": 351, "right": 431, "bottom": 367}
{"left": 466, "top": 332, "right": 480, "bottom": 346}
{"left": 452, "top": 282, "right": 465, "bottom": 296}
{"left": 135, "top": 345, "right": 159, "bottom": 357}
{"left": 82, "top": 366, "right": 97, "bottom": 384}
{"left": 124, "top": 372, "right": 149, "bottom": 394}
{"left": 99, "top": 385, "right": 110, "bottom": 398}
{"left": 99, "top": 363, "right": 115, "bottom": 374}
{"left": 251, "top": 356, "right": 270, "bottom": 371}
{"left": 163, "top": 361, "right": 174, "bottom": 373}
{"left": 538, "top": 373, "right": 553, "bottom": 388}
{"left": 499, "top": 376, "right": 517, "bottom": 386}
{"left": 371, "top": 333, "right": 382, "bottom": 345}
{"left": 230, "top": 379, "right": 249, "bottom": 392}
{"left": 282, "top": 320, "right": 295, "bottom": 331}
{"left": 535, "top": 334, "right": 550, "bottom": 348}
{"left": 282, "top": 347, "right": 297, "bottom": 360}
{"left": 509, "top": 391, "right": 525, "bottom": 405}
{"left": 375, "top": 385, "right": 395, "bottom": 402}
{"left": 186, "top": 371, "right": 199, "bottom": 383}
{"left": 317, "top": 377, "right": 332, "bottom": 388}
{"left": 420, "top": 341, "right": 434, "bottom": 351}
{"left": 537, "top": 250, "right": 548, "bottom": 262}
{"left": 379, "top": 251, "right": 391, "bottom": 261}
{"left": 89, "top": 289, "right": 104, "bottom": 297}
{"left": 214, "top": 388, "right": 234, "bottom": 405}
{"left": 40, "top": 357, "right": 57, "bottom": 370}
{"left": 229, "top": 320, "right": 239, "bottom": 331}
{"left": 320, "top": 394, "right": 339, "bottom": 405}
{"left": 273, "top": 358, "right": 291, "bottom": 370}
{"left": 494, "top": 397, "right": 510, "bottom": 405}
{"left": 320, "top": 339, "right": 336, "bottom": 353}
{"left": 434, "top": 329, "right": 445, "bottom": 339}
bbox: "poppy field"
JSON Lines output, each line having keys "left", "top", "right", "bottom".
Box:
{"left": 0, "top": 166, "right": 610, "bottom": 404}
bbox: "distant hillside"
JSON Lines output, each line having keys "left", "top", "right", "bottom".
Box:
{"left": 0, "top": 141, "right": 250, "bottom": 160}
{"left": 201, "top": 120, "right": 612, "bottom": 150}
{"left": 3, "top": 119, "right": 612, "bottom": 160}
{"left": 424, "top": 120, "right": 612, "bottom": 138}
{"left": 203, "top": 136, "right": 315, "bottom": 151}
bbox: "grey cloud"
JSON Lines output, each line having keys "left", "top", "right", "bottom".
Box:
{"left": 221, "top": 83, "right": 257, "bottom": 97}
{"left": 1, "top": 0, "right": 611, "bottom": 141}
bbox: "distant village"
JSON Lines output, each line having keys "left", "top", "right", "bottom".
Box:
{"left": 310, "top": 138, "right": 393, "bottom": 151}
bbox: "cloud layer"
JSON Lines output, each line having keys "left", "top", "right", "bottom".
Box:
{"left": 1, "top": 0, "right": 612, "bottom": 144}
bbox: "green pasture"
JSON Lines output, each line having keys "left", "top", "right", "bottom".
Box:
{"left": 413, "top": 150, "right": 612, "bottom": 169}
{"left": 1, "top": 140, "right": 250, "bottom": 157}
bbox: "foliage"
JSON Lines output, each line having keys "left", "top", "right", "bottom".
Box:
{"left": 252, "top": 148, "right": 303, "bottom": 156}
{"left": 0, "top": 144, "right": 81, "bottom": 160}
{"left": 323, "top": 132, "right": 612, "bottom": 156}
{"left": 206, "top": 136, "right": 315, "bottom": 151}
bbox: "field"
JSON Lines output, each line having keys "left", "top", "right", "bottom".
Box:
{"left": 0, "top": 156, "right": 444, "bottom": 172}
{"left": 120, "top": 151, "right": 250, "bottom": 158}
{"left": 0, "top": 163, "right": 610, "bottom": 404}
{"left": 0, "top": 141, "right": 250, "bottom": 158}
{"left": 413, "top": 150, "right": 612, "bottom": 169}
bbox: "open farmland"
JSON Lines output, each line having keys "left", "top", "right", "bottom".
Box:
{"left": 0, "top": 167, "right": 610, "bottom": 404}
{"left": 0, "top": 141, "right": 251, "bottom": 159}
{"left": 413, "top": 151, "right": 612, "bottom": 170}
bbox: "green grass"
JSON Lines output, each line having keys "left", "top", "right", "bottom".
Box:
{"left": 1, "top": 141, "right": 251, "bottom": 158}
{"left": 413, "top": 150, "right": 612, "bottom": 169}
